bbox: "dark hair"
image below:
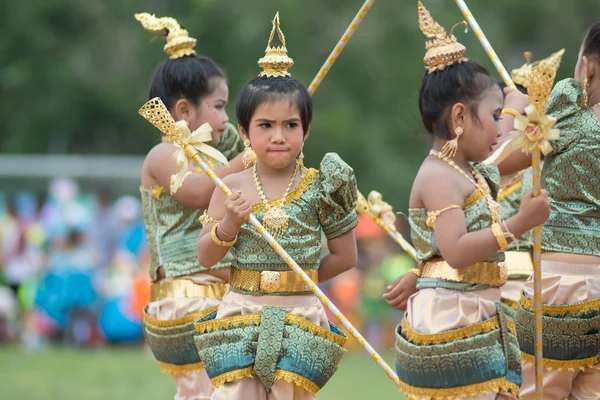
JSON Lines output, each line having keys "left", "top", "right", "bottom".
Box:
{"left": 582, "top": 19, "right": 600, "bottom": 59}
{"left": 149, "top": 55, "right": 226, "bottom": 110}
{"left": 236, "top": 76, "right": 312, "bottom": 136}
{"left": 418, "top": 61, "right": 498, "bottom": 140}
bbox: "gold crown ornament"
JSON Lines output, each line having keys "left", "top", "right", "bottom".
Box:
{"left": 511, "top": 49, "right": 565, "bottom": 88}
{"left": 418, "top": 1, "right": 469, "bottom": 73}
{"left": 135, "top": 13, "right": 197, "bottom": 59}
{"left": 258, "top": 12, "right": 294, "bottom": 77}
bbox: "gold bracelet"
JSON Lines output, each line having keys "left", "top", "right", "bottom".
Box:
{"left": 408, "top": 268, "right": 421, "bottom": 277}
{"left": 501, "top": 108, "right": 521, "bottom": 117}
{"left": 491, "top": 223, "right": 508, "bottom": 250}
{"left": 218, "top": 223, "right": 237, "bottom": 240}
{"left": 211, "top": 223, "right": 238, "bottom": 247}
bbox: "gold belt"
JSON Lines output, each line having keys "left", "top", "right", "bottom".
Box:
{"left": 504, "top": 251, "right": 533, "bottom": 277}
{"left": 420, "top": 256, "right": 507, "bottom": 286}
{"left": 230, "top": 268, "right": 318, "bottom": 294}
{"left": 150, "top": 279, "right": 229, "bottom": 302}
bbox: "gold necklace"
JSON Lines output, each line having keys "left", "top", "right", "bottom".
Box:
{"left": 429, "top": 150, "right": 501, "bottom": 224}
{"left": 253, "top": 161, "right": 300, "bottom": 236}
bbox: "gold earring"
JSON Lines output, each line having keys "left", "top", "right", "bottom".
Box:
{"left": 441, "top": 127, "right": 463, "bottom": 158}
{"left": 297, "top": 147, "right": 305, "bottom": 169}
{"left": 242, "top": 139, "right": 257, "bottom": 168}
{"left": 582, "top": 78, "right": 589, "bottom": 108}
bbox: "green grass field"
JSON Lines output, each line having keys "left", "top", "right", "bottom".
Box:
{"left": 0, "top": 346, "right": 405, "bottom": 399}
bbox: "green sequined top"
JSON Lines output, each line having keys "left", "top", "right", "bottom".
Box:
{"left": 499, "top": 167, "right": 533, "bottom": 252}
{"left": 230, "top": 153, "right": 358, "bottom": 272}
{"left": 141, "top": 123, "right": 244, "bottom": 281}
{"left": 542, "top": 79, "right": 600, "bottom": 256}
{"left": 409, "top": 163, "right": 504, "bottom": 290}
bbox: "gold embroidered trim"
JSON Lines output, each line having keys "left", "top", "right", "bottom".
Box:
{"left": 401, "top": 316, "right": 500, "bottom": 345}
{"left": 194, "top": 312, "right": 346, "bottom": 346}
{"left": 252, "top": 168, "right": 318, "bottom": 214}
{"left": 157, "top": 360, "right": 204, "bottom": 374}
{"left": 497, "top": 180, "right": 522, "bottom": 202}
{"left": 521, "top": 351, "right": 600, "bottom": 371}
{"left": 520, "top": 295, "right": 600, "bottom": 316}
{"left": 151, "top": 185, "right": 164, "bottom": 200}
{"left": 210, "top": 366, "right": 255, "bottom": 387}
{"left": 502, "top": 297, "right": 519, "bottom": 310}
{"left": 144, "top": 305, "right": 219, "bottom": 328}
{"left": 195, "top": 313, "right": 261, "bottom": 334}
{"left": 463, "top": 187, "right": 484, "bottom": 208}
{"left": 150, "top": 280, "right": 228, "bottom": 302}
{"left": 274, "top": 370, "right": 321, "bottom": 394}
{"left": 285, "top": 314, "right": 347, "bottom": 347}
{"left": 399, "top": 377, "right": 520, "bottom": 399}
{"left": 506, "top": 318, "right": 516, "bottom": 336}
{"left": 420, "top": 257, "right": 508, "bottom": 286}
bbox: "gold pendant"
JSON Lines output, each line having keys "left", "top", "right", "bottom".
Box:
{"left": 263, "top": 205, "right": 289, "bottom": 236}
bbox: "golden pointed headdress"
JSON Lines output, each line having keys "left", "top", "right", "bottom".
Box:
{"left": 258, "top": 12, "right": 294, "bottom": 77}
{"left": 418, "top": 1, "right": 468, "bottom": 73}
{"left": 135, "top": 13, "right": 197, "bottom": 59}
{"left": 511, "top": 49, "right": 565, "bottom": 88}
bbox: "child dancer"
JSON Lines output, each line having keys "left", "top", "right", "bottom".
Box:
{"left": 394, "top": 3, "right": 550, "bottom": 399}
{"left": 136, "top": 13, "right": 246, "bottom": 400}
{"left": 194, "top": 13, "right": 358, "bottom": 400}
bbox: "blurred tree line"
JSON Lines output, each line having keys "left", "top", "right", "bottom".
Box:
{"left": 1, "top": 0, "right": 599, "bottom": 210}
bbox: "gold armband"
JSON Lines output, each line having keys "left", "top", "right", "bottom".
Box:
{"left": 491, "top": 223, "right": 508, "bottom": 250}
{"left": 211, "top": 223, "right": 238, "bottom": 247}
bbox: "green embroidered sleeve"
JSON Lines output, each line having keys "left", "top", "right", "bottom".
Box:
{"left": 316, "top": 153, "right": 359, "bottom": 240}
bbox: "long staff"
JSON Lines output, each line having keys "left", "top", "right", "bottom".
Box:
{"left": 307, "top": 0, "right": 376, "bottom": 95}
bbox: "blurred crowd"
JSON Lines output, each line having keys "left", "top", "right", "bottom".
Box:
{"left": 0, "top": 178, "right": 415, "bottom": 351}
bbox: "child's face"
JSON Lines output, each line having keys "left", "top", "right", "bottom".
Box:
{"left": 461, "top": 88, "right": 503, "bottom": 162}
{"left": 190, "top": 78, "right": 230, "bottom": 146}
{"left": 244, "top": 99, "right": 306, "bottom": 170}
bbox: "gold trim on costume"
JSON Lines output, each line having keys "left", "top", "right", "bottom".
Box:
{"left": 252, "top": 169, "right": 318, "bottom": 214}
{"left": 151, "top": 185, "right": 164, "bottom": 200}
{"left": 210, "top": 366, "right": 255, "bottom": 387}
{"left": 462, "top": 187, "right": 484, "bottom": 208}
{"left": 497, "top": 180, "right": 522, "bottom": 202}
{"left": 210, "top": 367, "right": 322, "bottom": 393}
{"left": 521, "top": 351, "right": 600, "bottom": 371}
{"left": 420, "top": 257, "right": 507, "bottom": 286}
{"left": 285, "top": 314, "right": 347, "bottom": 347}
{"left": 504, "top": 251, "right": 533, "bottom": 277}
{"left": 401, "top": 316, "right": 502, "bottom": 345}
{"left": 399, "top": 376, "right": 520, "bottom": 399}
{"left": 150, "top": 279, "right": 229, "bottom": 302}
{"left": 157, "top": 360, "right": 204, "bottom": 374}
{"left": 520, "top": 295, "right": 600, "bottom": 316}
{"left": 501, "top": 297, "right": 519, "bottom": 310}
{"left": 194, "top": 312, "right": 346, "bottom": 347}
{"left": 144, "top": 305, "right": 219, "bottom": 328}
{"left": 230, "top": 268, "right": 319, "bottom": 294}
{"left": 274, "top": 370, "right": 320, "bottom": 394}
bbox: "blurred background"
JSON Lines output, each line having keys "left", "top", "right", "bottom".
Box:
{"left": 1, "top": 0, "right": 599, "bottom": 399}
